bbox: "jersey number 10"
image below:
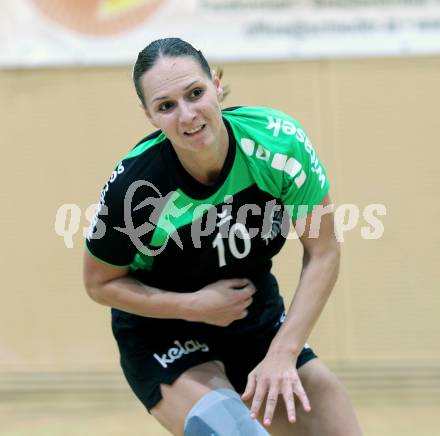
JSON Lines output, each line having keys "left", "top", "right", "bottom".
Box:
{"left": 212, "top": 223, "right": 251, "bottom": 267}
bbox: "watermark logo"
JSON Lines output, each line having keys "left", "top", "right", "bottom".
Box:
{"left": 54, "top": 181, "right": 387, "bottom": 250}
{"left": 113, "top": 180, "right": 192, "bottom": 256}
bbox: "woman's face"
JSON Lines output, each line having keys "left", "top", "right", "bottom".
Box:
{"left": 141, "top": 56, "right": 225, "bottom": 153}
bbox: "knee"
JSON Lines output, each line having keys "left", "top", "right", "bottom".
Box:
{"left": 300, "top": 360, "right": 345, "bottom": 397}
{"left": 184, "top": 388, "right": 270, "bottom": 436}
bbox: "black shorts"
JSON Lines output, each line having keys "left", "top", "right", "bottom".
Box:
{"left": 112, "top": 296, "right": 317, "bottom": 412}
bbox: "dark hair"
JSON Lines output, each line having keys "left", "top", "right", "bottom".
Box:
{"left": 133, "top": 38, "right": 212, "bottom": 108}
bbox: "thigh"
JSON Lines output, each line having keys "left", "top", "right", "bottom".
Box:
{"left": 267, "top": 359, "right": 362, "bottom": 436}
{"left": 112, "top": 310, "right": 223, "bottom": 413}
{"left": 151, "top": 360, "right": 234, "bottom": 436}
{"left": 240, "top": 348, "right": 318, "bottom": 436}
{"left": 113, "top": 311, "right": 248, "bottom": 434}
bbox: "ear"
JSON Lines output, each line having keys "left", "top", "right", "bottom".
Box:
{"left": 211, "top": 69, "right": 224, "bottom": 101}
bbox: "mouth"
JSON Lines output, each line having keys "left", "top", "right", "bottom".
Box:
{"left": 184, "top": 124, "right": 206, "bottom": 136}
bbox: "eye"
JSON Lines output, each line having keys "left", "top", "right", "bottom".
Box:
{"left": 158, "top": 101, "right": 174, "bottom": 112}
{"left": 189, "top": 88, "right": 204, "bottom": 99}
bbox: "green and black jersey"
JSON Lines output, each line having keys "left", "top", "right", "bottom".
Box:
{"left": 86, "top": 106, "right": 329, "bottom": 299}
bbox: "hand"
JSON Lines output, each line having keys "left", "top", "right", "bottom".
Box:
{"left": 241, "top": 349, "right": 311, "bottom": 427}
{"left": 187, "top": 278, "right": 256, "bottom": 327}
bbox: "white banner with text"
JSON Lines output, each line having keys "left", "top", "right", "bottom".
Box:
{"left": 1, "top": 0, "right": 440, "bottom": 67}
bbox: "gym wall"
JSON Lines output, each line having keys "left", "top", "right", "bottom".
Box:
{"left": 1, "top": 57, "right": 438, "bottom": 392}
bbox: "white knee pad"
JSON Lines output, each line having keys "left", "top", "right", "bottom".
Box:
{"left": 183, "top": 388, "right": 270, "bottom": 436}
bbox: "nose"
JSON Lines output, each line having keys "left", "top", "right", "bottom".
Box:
{"left": 178, "top": 100, "right": 197, "bottom": 126}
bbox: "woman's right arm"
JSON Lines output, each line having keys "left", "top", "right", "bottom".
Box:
{"left": 83, "top": 250, "right": 196, "bottom": 319}
{"left": 83, "top": 250, "right": 255, "bottom": 325}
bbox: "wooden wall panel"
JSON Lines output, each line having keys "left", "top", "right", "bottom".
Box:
{"left": 0, "top": 56, "right": 439, "bottom": 371}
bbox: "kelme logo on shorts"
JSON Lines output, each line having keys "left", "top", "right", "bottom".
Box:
{"left": 153, "top": 339, "right": 210, "bottom": 368}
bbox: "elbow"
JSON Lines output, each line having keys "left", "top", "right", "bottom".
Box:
{"left": 324, "top": 241, "right": 341, "bottom": 286}
{"left": 324, "top": 237, "right": 341, "bottom": 268}
{"left": 331, "top": 239, "right": 341, "bottom": 263}
{"left": 82, "top": 251, "right": 128, "bottom": 306}
{"left": 306, "top": 240, "right": 341, "bottom": 276}
{"left": 83, "top": 280, "right": 108, "bottom": 306}
{"left": 307, "top": 238, "right": 341, "bottom": 264}
{"left": 330, "top": 242, "right": 341, "bottom": 274}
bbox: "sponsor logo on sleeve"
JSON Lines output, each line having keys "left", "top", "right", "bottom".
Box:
{"left": 264, "top": 115, "right": 326, "bottom": 189}
{"left": 87, "top": 161, "right": 124, "bottom": 240}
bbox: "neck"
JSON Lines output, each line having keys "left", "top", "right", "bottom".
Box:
{"left": 174, "top": 123, "right": 229, "bottom": 186}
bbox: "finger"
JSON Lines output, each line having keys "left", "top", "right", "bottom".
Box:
{"left": 281, "top": 380, "right": 296, "bottom": 423}
{"left": 250, "top": 381, "right": 268, "bottom": 419}
{"left": 243, "top": 297, "right": 253, "bottom": 308}
{"left": 293, "top": 379, "right": 311, "bottom": 412}
{"left": 246, "top": 282, "right": 257, "bottom": 294}
{"left": 241, "top": 284, "right": 256, "bottom": 297}
{"left": 236, "top": 295, "right": 253, "bottom": 308}
{"left": 241, "top": 372, "right": 257, "bottom": 401}
{"left": 229, "top": 278, "right": 250, "bottom": 288}
{"left": 263, "top": 383, "right": 280, "bottom": 426}
{"left": 234, "top": 289, "right": 254, "bottom": 304}
{"left": 237, "top": 309, "right": 248, "bottom": 319}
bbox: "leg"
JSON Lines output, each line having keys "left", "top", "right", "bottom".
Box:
{"left": 151, "top": 360, "right": 269, "bottom": 436}
{"left": 113, "top": 313, "right": 272, "bottom": 435}
{"left": 151, "top": 360, "right": 231, "bottom": 435}
{"left": 267, "top": 359, "right": 362, "bottom": 436}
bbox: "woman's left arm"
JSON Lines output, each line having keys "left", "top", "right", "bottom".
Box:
{"left": 242, "top": 194, "right": 340, "bottom": 426}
